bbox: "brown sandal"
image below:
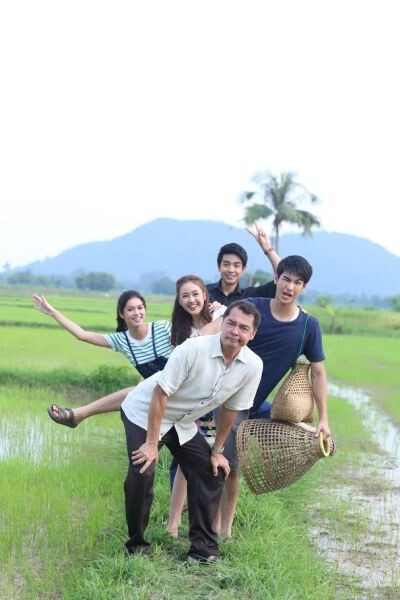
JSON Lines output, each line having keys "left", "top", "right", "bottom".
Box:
{"left": 47, "top": 404, "right": 77, "bottom": 428}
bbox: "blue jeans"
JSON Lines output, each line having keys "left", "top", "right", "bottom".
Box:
{"left": 249, "top": 400, "right": 271, "bottom": 420}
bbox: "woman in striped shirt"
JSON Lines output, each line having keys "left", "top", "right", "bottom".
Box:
{"left": 32, "top": 290, "right": 173, "bottom": 427}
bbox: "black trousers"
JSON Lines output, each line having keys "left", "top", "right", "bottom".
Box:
{"left": 121, "top": 410, "right": 225, "bottom": 559}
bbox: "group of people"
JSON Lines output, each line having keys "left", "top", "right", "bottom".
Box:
{"left": 33, "top": 224, "right": 331, "bottom": 565}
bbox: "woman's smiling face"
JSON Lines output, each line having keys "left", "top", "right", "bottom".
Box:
{"left": 178, "top": 281, "right": 206, "bottom": 317}
{"left": 120, "top": 296, "right": 146, "bottom": 328}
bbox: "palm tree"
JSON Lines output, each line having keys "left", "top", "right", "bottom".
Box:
{"left": 240, "top": 170, "right": 320, "bottom": 253}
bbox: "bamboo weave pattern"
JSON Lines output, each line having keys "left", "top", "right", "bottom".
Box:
{"left": 271, "top": 361, "right": 314, "bottom": 423}
{"left": 236, "top": 419, "right": 336, "bottom": 494}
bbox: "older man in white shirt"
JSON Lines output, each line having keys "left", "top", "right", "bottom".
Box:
{"left": 120, "top": 299, "right": 263, "bottom": 564}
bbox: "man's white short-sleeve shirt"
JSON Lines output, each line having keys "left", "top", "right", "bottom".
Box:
{"left": 121, "top": 333, "right": 263, "bottom": 445}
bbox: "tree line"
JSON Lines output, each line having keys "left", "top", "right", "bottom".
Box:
{"left": 5, "top": 270, "right": 116, "bottom": 292}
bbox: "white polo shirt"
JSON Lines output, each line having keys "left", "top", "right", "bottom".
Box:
{"left": 121, "top": 333, "right": 263, "bottom": 445}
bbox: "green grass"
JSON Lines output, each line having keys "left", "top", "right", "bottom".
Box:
{"left": 0, "top": 364, "right": 139, "bottom": 397}
{"left": 0, "top": 386, "right": 126, "bottom": 599}
{"left": 1, "top": 385, "right": 356, "bottom": 600}
{"left": 0, "top": 326, "right": 131, "bottom": 373}
{"left": 324, "top": 335, "right": 400, "bottom": 424}
{"left": 1, "top": 381, "right": 382, "bottom": 599}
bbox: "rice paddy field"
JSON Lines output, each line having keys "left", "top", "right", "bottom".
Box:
{"left": 1, "top": 290, "right": 400, "bottom": 599}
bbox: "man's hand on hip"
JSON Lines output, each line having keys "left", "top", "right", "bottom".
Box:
{"left": 131, "top": 442, "right": 158, "bottom": 474}
{"left": 211, "top": 452, "right": 231, "bottom": 479}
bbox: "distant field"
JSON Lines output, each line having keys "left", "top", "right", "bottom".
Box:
{"left": 0, "top": 326, "right": 129, "bottom": 373}
{"left": 2, "top": 290, "right": 400, "bottom": 336}
{"left": 305, "top": 304, "right": 400, "bottom": 337}
{"left": 0, "top": 293, "right": 173, "bottom": 329}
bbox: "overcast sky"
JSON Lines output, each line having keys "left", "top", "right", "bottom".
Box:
{"left": 1, "top": 0, "right": 399, "bottom": 268}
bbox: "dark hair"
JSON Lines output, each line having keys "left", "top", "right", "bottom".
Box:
{"left": 116, "top": 290, "right": 147, "bottom": 332}
{"left": 223, "top": 299, "right": 261, "bottom": 330}
{"left": 171, "top": 275, "right": 212, "bottom": 346}
{"left": 217, "top": 243, "right": 248, "bottom": 268}
{"left": 276, "top": 255, "right": 313, "bottom": 284}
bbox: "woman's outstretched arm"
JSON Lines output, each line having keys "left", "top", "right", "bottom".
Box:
{"left": 32, "top": 293, "right": 111, "bottom": 348}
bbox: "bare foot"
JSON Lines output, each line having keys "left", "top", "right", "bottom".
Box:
{"left": 219, "top": 530, "right": 232, "bottom": 540}
{"left": 166, "top": 525, "right": 179, "bottom": 539}
{"left": 165, "top": 517, "right": 181, "bottom": 538}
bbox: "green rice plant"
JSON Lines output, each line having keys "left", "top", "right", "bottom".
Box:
{"left": 0, "top": 386, "right": 127, "bottom": 599}
{"left": 0, "top": 327, "right": 133, "bottom": 372}
{"left": 2, "top": 293, "right": 399, "bottom": 598}
{"left": 324, "top": 335, "right": 400, "bottom": 423}
{"left": 1, "top": 385, "right": 350, "bottom": 600}
{"left": 0, "top": 364, "right": 139, "bottom": 396}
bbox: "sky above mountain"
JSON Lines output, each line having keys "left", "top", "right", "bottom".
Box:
{"left": 1, "top": 1, "right": 399, "bottom": 268}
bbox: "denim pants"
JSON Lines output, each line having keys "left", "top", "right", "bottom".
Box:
{"left": 121, "top": 410, "right": 225, "bottom": 559}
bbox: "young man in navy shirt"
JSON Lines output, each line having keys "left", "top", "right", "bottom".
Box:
{"left": 215, "top": 255, "right": 331, "bottom": 538}
{"left": 206, "top": 225, "right": 280, "bottom": 305}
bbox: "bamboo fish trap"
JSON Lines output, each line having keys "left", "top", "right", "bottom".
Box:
{"left": 270, "top": 360, "right": 314, "bottom": 423}
{"left": 236, "top": 419, "right": 336, "bottom": 494}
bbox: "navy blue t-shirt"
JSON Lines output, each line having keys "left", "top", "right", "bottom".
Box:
{"left": 206, "top": 279, "right": 276, "bottom": 306}
{"left": 247, "top": 298, "right": 325, "bottom": 415}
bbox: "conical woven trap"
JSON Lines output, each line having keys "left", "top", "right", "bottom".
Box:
{"left": 236, "top": 419, "right": 336, "bottom": 495}
{"left": 271, "top": 361, "right": 314, "bottom": 423}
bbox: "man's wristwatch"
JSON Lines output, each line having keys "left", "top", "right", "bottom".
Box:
{"left": 212, "top": 444, "right": 224, "bottom": 454}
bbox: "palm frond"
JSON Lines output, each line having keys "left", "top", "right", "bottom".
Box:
{"left": 243, "top": 203, "right": 273, "bottom": 224}
{"left": 294, "top": 210, "right": 321, "bottom": 235}
{"left": 238, "top": 190, "right": 257, "bottom": 204}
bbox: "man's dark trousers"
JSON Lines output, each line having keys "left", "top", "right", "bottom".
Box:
{"left": 121, "top": 410, "right": 225, "bottom": 559}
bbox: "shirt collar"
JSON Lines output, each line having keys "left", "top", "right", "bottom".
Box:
{"left": 211, "top": 333, "right": 248, "bottom": 364}
{"left": 217, "top": 279, "right": 242, "bottom": 295}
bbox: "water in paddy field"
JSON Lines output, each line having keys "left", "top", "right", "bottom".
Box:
{"left": 0, "top": 414, "right": 106, "bottom": 465}
{"left": 310, "top": 383, "right": 400, "bottom": 594}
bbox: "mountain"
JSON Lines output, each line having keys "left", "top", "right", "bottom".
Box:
{"left": 16, "top": 218, "right": 400, "bottom": 296}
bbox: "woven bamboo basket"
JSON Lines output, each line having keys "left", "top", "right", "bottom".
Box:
{"left": 270, "top": 360, "right": 314, "bottom": 423}
{"left": 236, "top": 419, "right": 336, "bottom": 494}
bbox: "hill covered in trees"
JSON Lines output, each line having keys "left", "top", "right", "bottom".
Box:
{"left": 8, "top": 218, "right": 400, "bottom": 298}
